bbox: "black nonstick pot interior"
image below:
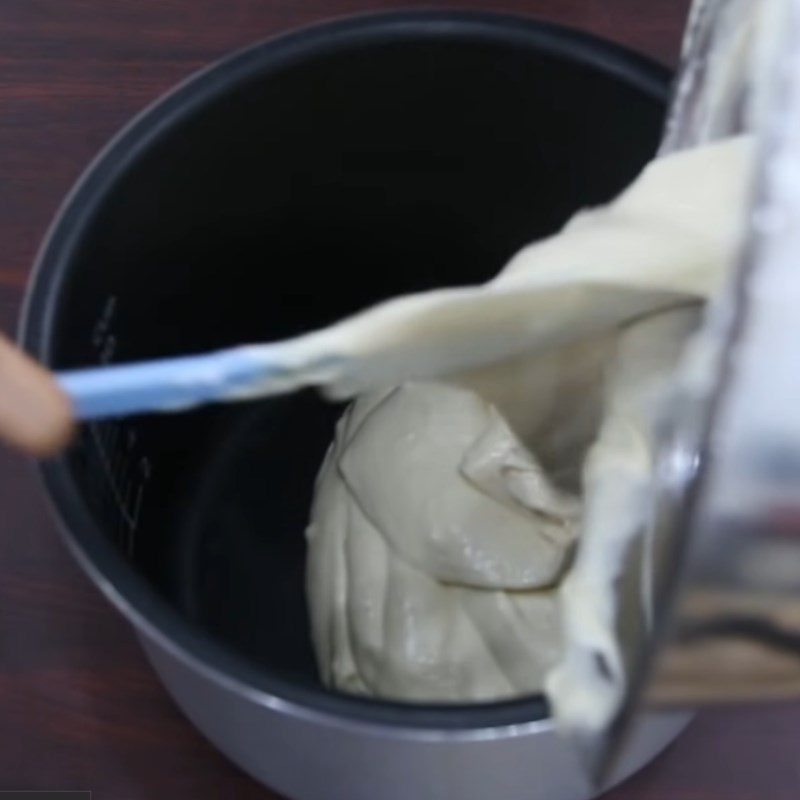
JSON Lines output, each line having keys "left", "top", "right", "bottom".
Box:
{"left": 23, "top": 11, "right": 669, "bottom": 728}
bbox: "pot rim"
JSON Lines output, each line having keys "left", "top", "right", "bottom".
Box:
{"left": 19, "top": 8, "right": 670, "bottom": 736}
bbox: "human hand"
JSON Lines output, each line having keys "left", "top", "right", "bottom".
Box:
{"left": 0, "top": 334, "right": 74, "bottom": 456}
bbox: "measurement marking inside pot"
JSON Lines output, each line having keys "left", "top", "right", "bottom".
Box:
{"left": 90, "top": 422, "right": 138, "bottom": 531}
{"left": 85, "top": 294, "right": 153, "bottom": 547}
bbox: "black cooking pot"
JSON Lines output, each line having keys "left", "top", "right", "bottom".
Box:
{"left": 21, "top": 11, "right": 687, "bottom": 800}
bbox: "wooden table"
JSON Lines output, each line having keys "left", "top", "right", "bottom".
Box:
{"left": 1, "top": 1, "right": 799, "bottom": 798}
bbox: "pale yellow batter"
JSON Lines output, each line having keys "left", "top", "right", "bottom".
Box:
{"left": 302, "top": 136, "right": 755, "bottom": 710}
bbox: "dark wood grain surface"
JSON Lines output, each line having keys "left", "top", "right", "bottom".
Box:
{"left": 1, "top": 1, "right": 799, "bottom": 798}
